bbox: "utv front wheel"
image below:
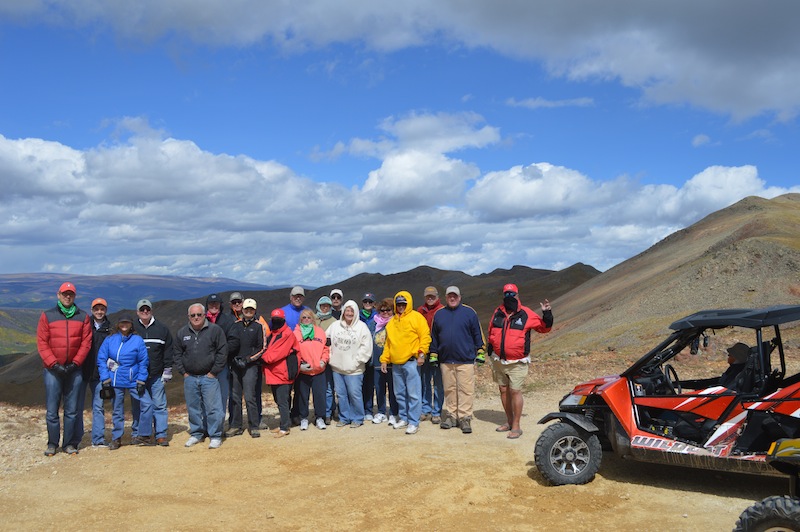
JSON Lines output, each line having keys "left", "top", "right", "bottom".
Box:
{"left": 534, "top": 422, "right": 602, "bottom": 485}
{"left": 734, "top": 495, "right": 800, "bottom": 532}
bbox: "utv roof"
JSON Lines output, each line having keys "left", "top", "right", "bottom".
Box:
{"left": 670, "top": 305, "right": 800, "bottom": 330}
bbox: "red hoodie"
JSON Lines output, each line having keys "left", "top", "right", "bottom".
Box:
{"left": 262, "top": 324, "right": 300, "bottom": 385}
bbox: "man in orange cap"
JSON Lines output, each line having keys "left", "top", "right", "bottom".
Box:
{"left": 36, "top": 281, "right": 93, "bottom": 456}
{"left": 486, "top": 283, "right": 552, "bottom": 439}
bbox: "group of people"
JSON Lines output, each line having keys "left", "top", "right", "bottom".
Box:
{"left": 36, "top": 280, "right": 554, "bottom": 454}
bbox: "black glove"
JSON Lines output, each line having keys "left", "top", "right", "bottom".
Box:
{"left": 100, "top": 380, "right": 114, "bottom": 400}
{"left": 64, "top": 361, "right": 79, "bottom": 374}
{"left": 136, "top": 381, "right": 146, "bottom": 397}
{"left": 51, "top": 363, "right": 67, "bottom": 375}
{"left": 234, "top": 357, "right": 248, "bottom": 370}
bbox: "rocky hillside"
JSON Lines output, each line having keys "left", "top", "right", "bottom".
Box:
{"left": 537, "top": 193, "right": 800, "bottom": 354}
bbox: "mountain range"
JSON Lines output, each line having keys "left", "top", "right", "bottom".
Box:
{"left": 1, "top": 193, "right": 798, "bottom": 405}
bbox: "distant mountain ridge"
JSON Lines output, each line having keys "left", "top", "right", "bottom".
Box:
{"left": 0, "top": 273, "right": 276, "bottom": 311}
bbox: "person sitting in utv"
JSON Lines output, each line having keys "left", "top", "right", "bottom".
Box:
{"left": 720, "top": 342, "right": 749, "bottom": 390}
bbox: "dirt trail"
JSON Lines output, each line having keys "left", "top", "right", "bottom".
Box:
{"left": 0, "top": 388, "right": 784, "bottom": 531}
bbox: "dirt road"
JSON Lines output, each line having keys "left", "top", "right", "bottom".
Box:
{"left": 0, "top": 387, "right": 784, "bottom": 531}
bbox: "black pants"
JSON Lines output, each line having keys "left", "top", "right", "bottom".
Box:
{"left": 230, "top": 364, "right": 262, "bottom": 430}
{"left": 296, "top": 372, "right": 327, "bottom": 421}
{"left": 271, "top": 384, "right": 292, "bottom": 431}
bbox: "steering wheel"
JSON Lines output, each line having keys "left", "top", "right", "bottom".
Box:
{"left": 664, "top": 364, "right": 682, "bottom": 394}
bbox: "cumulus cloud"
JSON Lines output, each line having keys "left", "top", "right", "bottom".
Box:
{"left": 6, "top": 1, "right": 800, "bottom": 121}
{"left": 1, "top": 113, "right": 798, "bottom": 286}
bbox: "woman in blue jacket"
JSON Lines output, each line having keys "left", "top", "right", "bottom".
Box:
{"left": 97, "top": 315, "right": 149, "bottom": 450}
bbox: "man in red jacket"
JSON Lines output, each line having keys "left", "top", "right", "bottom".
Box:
{"left": 36, "top": 282, "right": 93, "bottom": 456}
{"left": 487, "top": 283, "right": 552, "bottom": 440}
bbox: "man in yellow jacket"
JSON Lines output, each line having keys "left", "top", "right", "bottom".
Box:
{"left": 380, "top": 290, "right": 431, "bottom": 435}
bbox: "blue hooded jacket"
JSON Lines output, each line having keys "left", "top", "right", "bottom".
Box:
{"left": 97, "top": 332, "right": 149, "bottom": 388}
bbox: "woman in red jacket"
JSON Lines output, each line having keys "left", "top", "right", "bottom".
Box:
{"left": 294, "top": 309, "right": 330, "bottom": 431}
{"left": 262, "top": 309, "right": 300, "bottom": 437}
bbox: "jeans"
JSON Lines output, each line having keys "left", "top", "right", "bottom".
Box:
{"left": 137, "top": 375, "right": 169, "bottom": 439}
{"left": 111, "top": 386, "right": 150, "bottom": 441}
{"left": 419, "top": 360, "right": 444, "bottom": 416}
{"left": 333, "top": 372, "right": 365, "bottom": 424}
{"left": 325, "top": 365, "right": 337, "bottom": 418}
{"left": 73, "top": 374, "right": 90, "bottom": 447}
{"left": 88, "top": 379, "right": 107, "bottom": 445}
{"left": 296, "top": 373, "right": 327, "bottom": 421}
{"left": 184, "top": 374, "right": 223, "bottom": 439}
{"left": 362, "top": 363, "right": 375, "bottom": 415}
{"left": 393, "top": 359, "right": 422, "bottom": 426}
{"left": 218, "top": 365, "right": 231, "bottom": 428}
{"left": 374, "top": 365, "right": 398, "bottom": 416}
{"left": 270, "top": 383, "right": 292, "bottom": 431}
{"left": 230, "top": 364, "right": 262, "bottom": 430}
{"left": 43, "top": 367, "right": 83, "bottom": 448}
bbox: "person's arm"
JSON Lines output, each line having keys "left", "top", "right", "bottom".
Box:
{"left": 210, "top": 328, "right": 228, "bottom": 375}
{"left": 36, "top": 312, "right": 57, "bottom": 367}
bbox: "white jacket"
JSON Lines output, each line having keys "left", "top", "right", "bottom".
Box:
{"left": 326, "top": 300, "right": 373, "bottom": 375}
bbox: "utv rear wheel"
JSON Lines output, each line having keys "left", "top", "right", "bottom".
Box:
{"left": 535, "top": 422, "right": 602, "bottom": 485}
{"left": 734, "top": 495, "right": 800, "bottom": 532}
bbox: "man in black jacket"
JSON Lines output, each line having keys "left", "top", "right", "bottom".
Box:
{"left": 132, "top": 298, "right": 175, "bottom": 447}
{"left": 175, "top": 303, "right": 227, "bottom": 449}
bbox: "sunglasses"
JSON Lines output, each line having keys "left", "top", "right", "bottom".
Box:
{"left": 189, "top": 313, "right": 204, "bottom": 318}
{"left": 300, "top": 315, "right": 313, "bottom": 320}
{"left": 231, "top": 300, "right": 243, "bottom": 304}
{"left": 379, "top": 309, "right": 392, "bottom": 313}
{"left": 331, "top": 295, "right": 342, "bottom": 299}
{"left": 138, "top": 307, "right": 152, "bottom": 313}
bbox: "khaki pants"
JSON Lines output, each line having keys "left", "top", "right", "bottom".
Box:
{"left": 441, "top": 363, "right": 475, "bottom": 420}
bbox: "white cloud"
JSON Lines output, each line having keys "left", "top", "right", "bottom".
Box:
{"left": 692, "top": 134, "right": 710, "bottom": 147}
{"left": 1, "top": 116, "right": 799, "bottom": 285}
{"left": 506, "top": 97, "right": 594, "bottom": 110}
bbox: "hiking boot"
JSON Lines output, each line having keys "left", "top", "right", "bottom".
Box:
{"left": 420, "top": 413, "right": 431, "bottom": 422}
{"left": 324, "top": 417, "right": 332, "bottom": 425}
{"left": 44, "top": 444, "right": 57, "bottom": 457}
{"left": 64, "top": 445, "right": 79, "bottom": 455}
{"left": 156, "top": 438, "right": 169, "bottom": 447}
{"left": 134, "top": 435, "right": 155, "bottom": 446}
{"left": 460, "top": 417, "right": 472, "bottom": 434}
{"left": 440, "top": 413, "right": 456, "bottom": 430}
{"left": 431, "top": 415, "right": 441, "bottom": 424}
{"left": 226, "top": 427, "right": 245, "bottom": 438}
{"left": 109, "top": 439, "right": 122, "bottom": 450}
{"left": 249, "top": 429, "right": 261, "bottom": 438}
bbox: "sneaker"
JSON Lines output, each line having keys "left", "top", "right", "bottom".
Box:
{"left": 405, "top": 424, "right": 419, "bottom": 435}
{"left": 315, "top": 418, "right": 326, "bottom": 430}
{"left": 372, "top": 413, "right": 386, "bottom": 424}
{"left": 300, "top": 419, "right": 309, "bottom": 431}
{"left": 64, "top": 445, "right": 79, "bottom": 455}
{"left": 156, "top": 438, "right": 169, "bottom": 447}
{"left": 249, "top": 429, "right": 261, "bottom": 438}
{"left": 420, "top": 413, "right": 431, "bottom": 422}
{"left": 91, "top": 442, "right": 109, "bottom": 449}
{"left": 388, "top": 415, "right": 397, "bottom": 427}
{"left": 184, "top": 436, "right": 202, "bottom": 448}
{"left": 364, "top": 414, "right": 374, "bottom": 422}
{"left": 460, "top": 417, "right": 472, "bottom": 434}
{"left": 109, "top": 439, "right": 122, "bottom": 450}
{"left": 44, "top": 444, "right": 57, "bottom": 457}
{"left": 336, "top": 421, "right": 349, "bottom": 427}
{"left": 209, "top": 438, "right": 222, "bottom": 449}
{"left": 350, "top": 422, "right": 363, "bottom": 428}
{"left": 431, "top": 415, "right": 442, "bottom": 424}
{"left": 393, "top": 419, "right": 408, "bottom": 430}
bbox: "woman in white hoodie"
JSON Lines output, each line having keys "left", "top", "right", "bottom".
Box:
{"left": 326, "top": 300, "right": 373, "bottom": 427}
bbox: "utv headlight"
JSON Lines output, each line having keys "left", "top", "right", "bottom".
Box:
{"left": 560, "top": 394, "right": 587, "bottom": 407}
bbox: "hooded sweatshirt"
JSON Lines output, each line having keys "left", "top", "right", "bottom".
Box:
{"left": 381, "top": 290, "right": 431, "bottom": 365}
{"left": 327, "top": 300, "right": 373, "bottom": 375}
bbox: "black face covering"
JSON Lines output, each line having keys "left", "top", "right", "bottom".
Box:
{"left": 503, "top": 296, "right": 519, "bottom": 313}
{"left": 270, "top": 317, "right": 285, "bottom": 331}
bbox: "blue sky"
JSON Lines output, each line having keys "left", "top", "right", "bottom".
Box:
{"left": 1, "top": 1, "right": 799, "bottom": 288}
